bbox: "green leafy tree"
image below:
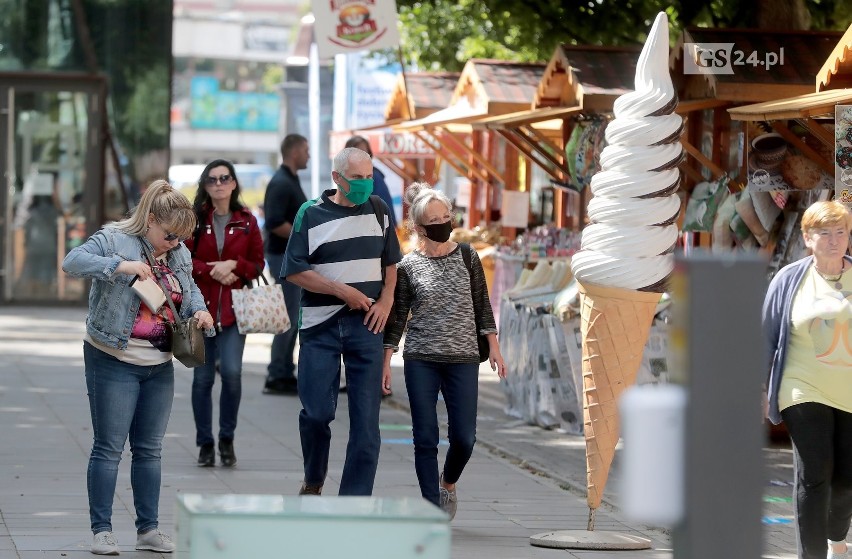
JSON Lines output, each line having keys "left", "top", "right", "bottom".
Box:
{"left": 396, "top": 0, "right": 852, "bottom": 71}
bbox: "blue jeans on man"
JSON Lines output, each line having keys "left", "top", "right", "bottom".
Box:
{"left": 265, "top": 252, "right": 301, "bottom": 394}
{"left": 298, "top": 311, "right": 384, "bottom": 495}
{"left": 84, "top": 342, "right": 174, "bottom": 534}
{"left": 404, "top": 360, "right": 479, "bottom": 506}
{"left": 192, "top": 324, "right": 246, "bottom": 446}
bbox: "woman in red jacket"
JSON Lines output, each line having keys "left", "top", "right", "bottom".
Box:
{"left": 185, "top": 159, "right": 265, "bottom": 467}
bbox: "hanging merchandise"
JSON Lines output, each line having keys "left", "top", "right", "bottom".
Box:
{"left": 573, "top": 118, "right": 609, "bottom": 190}
{"left": 564, "top": 123, "right": 585, "bottom": 190}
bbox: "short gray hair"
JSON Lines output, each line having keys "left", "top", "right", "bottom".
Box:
{"left": 332, "top": 147, "right": 371, "bottom": 175}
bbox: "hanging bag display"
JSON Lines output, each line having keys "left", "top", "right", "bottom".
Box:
{"left": 142, "top": 243, "right": 206, "bottom": 368}
{"left": 231, "top": 268, "right": 291, "bottom": 335}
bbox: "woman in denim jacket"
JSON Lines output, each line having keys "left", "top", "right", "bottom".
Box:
{"left": 63, "top": 180, "right": 213, "bottom": 555}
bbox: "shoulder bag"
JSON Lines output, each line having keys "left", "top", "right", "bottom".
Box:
{"left": 142, "top": 243, "right": 206, "bottom": 368}
{"left": 460, "top": 243, "right": 490, "bottom": 363}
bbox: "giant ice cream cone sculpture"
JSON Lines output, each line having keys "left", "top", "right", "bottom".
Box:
{"left": 570, "top": 12, "right": 681, "bottom": 518}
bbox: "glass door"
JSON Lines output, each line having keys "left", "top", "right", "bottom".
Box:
{"left": 0, "top": 75, "right": 104, "bottom": 303}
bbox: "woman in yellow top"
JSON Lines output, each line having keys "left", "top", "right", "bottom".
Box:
{"left": 762, "top": 200, "right": 852, "bottom": 559}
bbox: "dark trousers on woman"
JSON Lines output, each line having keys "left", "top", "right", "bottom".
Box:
{"left": 781, "top": 402, "right": 852, "bottom": 559}
{"left": 404, "top": 360, "right": 479, "bottom": 507}
{"left": 192, "top": 324, "right": 246, "bottom": 446}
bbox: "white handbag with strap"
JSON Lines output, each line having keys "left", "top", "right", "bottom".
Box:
{"left": 231, "top": 272, "right": 291, "bottom": 335}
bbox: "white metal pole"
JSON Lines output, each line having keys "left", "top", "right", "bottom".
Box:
{"left": 308, "top": 41, "right": 321, "bottom": 199}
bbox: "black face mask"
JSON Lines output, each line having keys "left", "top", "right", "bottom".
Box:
{"left": 421, "top": 220, "right": 453, "bottom": 243}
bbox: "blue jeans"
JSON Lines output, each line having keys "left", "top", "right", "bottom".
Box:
{"left": 83, "top": 342, "right": 174, "bottom": 534}
{"left": 266, "top": 252, "right": 301, "bottom": 382}
{"left": 192, "top": 324, "right": 246, "bottom": 446}
{"left": 298, "top": 311, "right": 383, "bottom": 495}
{"left": 404, "top": 360, "right": 479, "bottom": 506}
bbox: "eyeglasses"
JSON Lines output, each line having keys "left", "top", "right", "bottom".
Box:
{"left": 163, "top": 229, "right": 186, "bottom": 242}
{"left": 204, "top": 174, "right": 233, "bottom": 186}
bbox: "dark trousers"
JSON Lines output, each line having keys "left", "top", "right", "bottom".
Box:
{"left": 404, "top": 359, "right": 479, "bottom": 506}
{"left": 781, "top": 402, "right": 852, "bottom": 559}
{"left": 297, "top": 312, "right": 384, "bottom": 495}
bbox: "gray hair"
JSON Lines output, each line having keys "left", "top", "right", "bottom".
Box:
{"left": 332, "top": 147, "right": 371, "bottom": 176}
{"left": 404, "top": 182, "right": 453, "bottom": 232}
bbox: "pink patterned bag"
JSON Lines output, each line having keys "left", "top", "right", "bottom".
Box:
{"left": 231, "top": 274, "right": 291, "bottom": 335}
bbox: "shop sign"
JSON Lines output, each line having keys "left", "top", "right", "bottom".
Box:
{"left": 312, "top": 0, "right": 400, "bottom": 58}
{"left": 837, "top": 105, "right": 852, "bottom": 205}
{"left": 330, "top": 130, "right": 434, "bottom": 158}
{"left": 244, "top": 25, "right": 289, "bottom": 53}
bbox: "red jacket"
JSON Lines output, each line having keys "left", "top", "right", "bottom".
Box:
{"left": 184, "top": 206, "right": 265, "bottom": 329}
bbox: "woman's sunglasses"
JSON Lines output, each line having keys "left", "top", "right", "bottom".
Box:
{"left": 204, "top": 174, "right": 234, "bottom": 186}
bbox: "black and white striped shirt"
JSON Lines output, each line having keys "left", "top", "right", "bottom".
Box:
{"left": 283, "top": 190, "right": 401, "bottom": 330}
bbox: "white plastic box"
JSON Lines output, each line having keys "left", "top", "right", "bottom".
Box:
{"left": 175, "top": 494, "right": 450, "bottom": 559}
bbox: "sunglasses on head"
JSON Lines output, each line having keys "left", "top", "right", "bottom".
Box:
{"left": 204, "top": 174, "right": 233, "bottom": 186}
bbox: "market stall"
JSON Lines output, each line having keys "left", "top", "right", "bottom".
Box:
{"left": 394, "top": 59, "right": 547, "bottom": 228}
{"left": 328, "top": 71, "right": 459, "bottom": 190}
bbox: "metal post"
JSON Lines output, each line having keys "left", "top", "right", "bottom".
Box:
{"left": 671, "top": 252, "right": 766, "bottom": 559}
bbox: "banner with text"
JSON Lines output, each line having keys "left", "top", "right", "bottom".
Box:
{"left": 312, "top": 0, "right": 400, "bottom": 58}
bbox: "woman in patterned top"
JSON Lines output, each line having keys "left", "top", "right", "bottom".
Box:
{"left": 762, "top": 200, "right": 852, "bottom": 559}
{"left": 383, "top": 182, "right": 506, "bottom": 520}
{"left": 63, "top": 180, "right": 214, "bottom": 555}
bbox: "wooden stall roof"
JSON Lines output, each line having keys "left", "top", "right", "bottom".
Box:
{"left": 728, "top": 88, "right": 852, "bottom": 121}
{"left": 384, "top": 72, "right": 461, "bottom": 121}
{"left": 534, "top": 45, "right": 641, "bottom": 111}
{"left": 817, "top": 22, "right": 852, "bottom": 91}
{"left": 673, "top": 28, "right": 843, "bottom": 102}
{"left": 450, "top": 59, "right": 546, "bottom": 114}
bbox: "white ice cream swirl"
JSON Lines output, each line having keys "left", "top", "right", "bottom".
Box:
{"left": 570, "top": 12, "right": 682, "bottom": 292}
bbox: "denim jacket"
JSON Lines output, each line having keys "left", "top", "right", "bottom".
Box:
{"left": 62, "top": 227, "right": 208, "bottom": 350}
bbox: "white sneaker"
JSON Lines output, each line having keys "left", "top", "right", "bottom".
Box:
{"left": 135, "top": 529, "right": 175, "bottom": 553}
{"left": 91, "top": 531, "right": 119, "bottom": 555}
{"left": 828, "top": 539, "right": 849, "bottom": 559}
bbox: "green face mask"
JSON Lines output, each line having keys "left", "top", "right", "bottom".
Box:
{"left": 340, "top": 175, "right": 374, "bottom": 205}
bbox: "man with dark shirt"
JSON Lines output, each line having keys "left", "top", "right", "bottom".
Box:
{"left": 263, "top": 134, "right": 309, "bottom": 395}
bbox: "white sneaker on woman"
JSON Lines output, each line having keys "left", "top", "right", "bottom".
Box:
{"left": 91, "top": 531, "right": 119, "bottom": 555}
{"left": 829, "top": 539, "right": 849, "bottom": 559}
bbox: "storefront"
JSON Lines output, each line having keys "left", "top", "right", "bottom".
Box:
{"left": 0, "top": 0, "right": 173, "bottom": 304}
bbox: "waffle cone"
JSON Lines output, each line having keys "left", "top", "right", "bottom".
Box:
{"left": 578, "top": 281, "right": 661, "bottom": 510}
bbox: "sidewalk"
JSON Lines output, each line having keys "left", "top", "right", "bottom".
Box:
{"left": 0, "top": 307, "right": 795, "bottom": 558}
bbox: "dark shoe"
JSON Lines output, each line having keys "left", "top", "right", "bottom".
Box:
{"left": 299, "top": 482, "right": 323, "bottom": 496}
{"left": 219, "top": 438, "right": 236, "bottom": 468}
{"left": 198, "top": 443, "right": 215, "bottom": 467}
{"left": 263, "top": 378, "right": 298, "bottom": 395}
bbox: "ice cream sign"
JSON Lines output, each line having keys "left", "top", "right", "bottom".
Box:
{"left": 312, "top": 0, "right": 400, "bottom": 58}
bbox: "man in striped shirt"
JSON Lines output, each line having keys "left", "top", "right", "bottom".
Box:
{"left": 283, "top": 147, "right": 401, "bottom": 496}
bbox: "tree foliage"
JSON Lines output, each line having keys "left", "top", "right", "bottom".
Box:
{"left": 396, "top": 0, "right": 852, "bottom": 71}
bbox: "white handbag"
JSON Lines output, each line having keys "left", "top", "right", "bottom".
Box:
{"left": 231, "top": 273, "right": 291, "bottom": 335}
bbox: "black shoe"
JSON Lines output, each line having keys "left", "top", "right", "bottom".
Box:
{"left": 198, "top": 443, "right": 215, "bottom": 467}
{"left": 299, "top": 482, "right": 323, "bottom": 496}
{"left": 219, "top": 438, "right": 236, "bottom": 468}
{"left": 263, "top": 378, "right": 298, "bottom": 395}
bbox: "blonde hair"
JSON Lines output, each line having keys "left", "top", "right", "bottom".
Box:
{"left": 404, "top": 182, "right": 453, "bottom": 235}
{"left": 801, "top": 200, "right": 852, "bottom": 234}
{"left": 110, "top": 179, "right": 196, "bottom": 239}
